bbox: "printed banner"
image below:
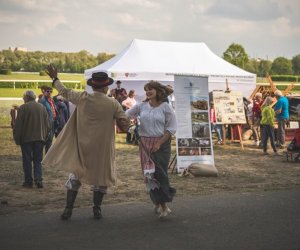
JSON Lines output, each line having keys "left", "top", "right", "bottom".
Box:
{"left": 174, "top": 75, "right": 215, "bottom": 172}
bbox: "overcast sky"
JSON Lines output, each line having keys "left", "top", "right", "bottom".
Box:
{"left": 0, "top": 0, "right": 299, "bottom": 60}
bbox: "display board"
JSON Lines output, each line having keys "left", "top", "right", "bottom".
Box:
{"left": 212, "top": 91, "right": 246, "bottom": 124}
{"left": 174, "top": 75, "right": 215, "bottom": 172}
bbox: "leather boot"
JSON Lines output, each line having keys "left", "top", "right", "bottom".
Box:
{"left": 93, "top": 191, "right": 104, "bottom": 219}
{"left": 61, "top": 190, "right": 78, "bottom": 220}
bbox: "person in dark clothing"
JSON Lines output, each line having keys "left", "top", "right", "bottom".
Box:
{"left": 13, "top": 90, "right": 50, "bottom": 188}
{"left": 39, "top": 85, "right": 57, "bottom": 153}
{"left": 114, "top": 80, "right": 127, "bottom": 107}
{"left": 53, "top": 95, "right": 70, "bottom": 137}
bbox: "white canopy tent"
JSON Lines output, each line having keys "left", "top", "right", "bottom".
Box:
{"left": 84, "top": 39, "right": 256, "bottom": 100}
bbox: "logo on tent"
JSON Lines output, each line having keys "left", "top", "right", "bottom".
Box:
{"left": 124, "top": 73, "right": 138, "bottom": 78}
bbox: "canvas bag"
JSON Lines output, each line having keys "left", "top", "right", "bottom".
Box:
{"left": 186, "top": 163, "right": 218, "bottom": 177}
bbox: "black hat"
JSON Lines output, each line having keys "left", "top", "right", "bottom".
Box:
{"left": 116, "top": 80, "right": 121, "bottom": 84}
{"left": 87, "top": 72, "right": 114, "bottom": 89}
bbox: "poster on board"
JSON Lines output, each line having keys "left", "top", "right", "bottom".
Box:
{"left": 212, "top": 91, "right": 246, "bottom": 124}
{"left": 174, "top": 75, "right": 215, "bottom": 172}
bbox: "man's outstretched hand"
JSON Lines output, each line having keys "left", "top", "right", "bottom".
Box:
{"left": 46, "top": 64, "right": 58, "bottom": 80}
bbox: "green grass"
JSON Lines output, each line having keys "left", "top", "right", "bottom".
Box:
{"left": 0, "top": 100, "right": 24, "bottom": 126}
{"left": 0, "top": 72, "right": 85, "bottom": 81}
{"left": 0, "top": 72, "right": 86, "bottom": 91}
{"left": 0, "top": 88, "right": 59, "bottom": 98}
{"left": 0, "top": 72, "right": 87, "bottom": 97}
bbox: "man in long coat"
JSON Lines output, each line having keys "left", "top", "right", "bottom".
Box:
{"left": 43, "top": 65, "right": 130, "bottom": 220}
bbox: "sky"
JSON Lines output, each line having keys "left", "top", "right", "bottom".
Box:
{"left": 0, "top": 0, "right": 299, "bottom": 60}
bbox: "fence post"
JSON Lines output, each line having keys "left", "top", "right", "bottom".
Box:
{"left": 13, "top": 81, "right": 15, "bottom": 90}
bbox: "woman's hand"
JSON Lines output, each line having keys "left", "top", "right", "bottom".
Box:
{"left": 151, "top": 142, "right": 161, "bottom": 152}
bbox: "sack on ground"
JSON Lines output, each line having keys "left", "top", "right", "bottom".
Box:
{"left": 187, "top": 163, "right": 218, "bottom": 177}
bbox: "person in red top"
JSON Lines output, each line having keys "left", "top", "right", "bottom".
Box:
{"left": 210, "top": 102, "right": 223, "bottom": 145}
{"left": 252, "top": 92, "right": 264, "bottom": 146}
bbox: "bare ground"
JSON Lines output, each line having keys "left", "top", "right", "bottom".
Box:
{"left": 1, "top": 127, "right": 300, "bottom": 215}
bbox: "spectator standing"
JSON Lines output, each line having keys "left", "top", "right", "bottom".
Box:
{"left": 108, "top": 88, "right": 116, "bottom": 98}
{"left": 53, "top": 95, "right": 70, "bottom": 137}
{"left": 126, "top": 81, "right": 177, "bottom": 218}
{"left": 39, "top": 85, "right": 57, "bottom": 153}
{"left": 122, "top": 90, "right": 137, "bottom": 110}
{"left": 43, "top": 65, "right": 130, "bottom": 220}
{"left": 274, "top": 90, "right": 289, "bottom": 148}
{"left": 252, "top": 93, "right": 264, "bottom": 146}
{"left": 114, "top": 80, "right": 127, "bottom": 106}
{"left": 122, "top": 90, "right": 138, "bottom": 143}
{"left": 260, "top": 96, "right": 278, "bottom": 155}
{"left": 210, "top": 102, "right": 223, "bottom": 145}
{"left": 13, "top": 90, "right": 50, "bottom": 188}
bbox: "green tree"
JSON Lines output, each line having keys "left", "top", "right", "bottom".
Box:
{"left": 258, "top": 60, "right": 272, "bottom": 77}
{"left": 292, "top": 54, "right": 300, "bottom": 75}
{"left": 97, "top": 53, "right": 115, "bottom": 64}
{"left": 271, "top": 57, "right": 292, "bottom": 75}
{"left": 244, "top": 59, "right": 258, "bottom": 74}
{"left": 223, "top": 43, "right": 249, "bottom": 69}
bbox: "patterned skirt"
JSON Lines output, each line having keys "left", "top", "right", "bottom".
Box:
{"left": 139, "top": 137, "right": 176, "bottom": 204}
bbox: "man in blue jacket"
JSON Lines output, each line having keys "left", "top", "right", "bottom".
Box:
{"left": 39, "top": 85, "right": 57, "bottom": 153}
{"left": 274, "top": 90, "right": 289, "bottom": 149}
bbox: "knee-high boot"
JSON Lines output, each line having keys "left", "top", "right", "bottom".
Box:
{"left": 93, "top": 191, "right": 104, "bottom": 219}
{"left": 61, "top": 190, "right": 78, "bottom": 220}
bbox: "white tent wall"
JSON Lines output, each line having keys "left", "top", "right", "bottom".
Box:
{"left": 85, "top": 39, "right": 256, "bottom": 99}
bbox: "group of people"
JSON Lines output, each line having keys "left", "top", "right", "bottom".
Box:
{"left": 13, "top": 64, "right": 177, "bottom": 220}
{"left": 209, "top": 89, "right": 290, "bottom": 155}
{"left": 12, "top": 63, "right": 290, "bottom": 221}
{"left": 247, "top": 90, "right": 289, "bottom": 155}
{"left": 108, "top": 81, "right": 140, "bottom": 144}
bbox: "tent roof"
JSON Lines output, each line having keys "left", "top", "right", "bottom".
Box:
{"left": 85, "top": 39, "right": 255, "bottom": 80}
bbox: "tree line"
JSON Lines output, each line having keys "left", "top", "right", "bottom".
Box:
{"left": 0, "top": 44, "right": 299, "bottom": 77}
{"left": 223, "top": 43, "right": 300, "bottom": 77}
{"left": 0, "top": 50, "right": 114, "bottom": 73}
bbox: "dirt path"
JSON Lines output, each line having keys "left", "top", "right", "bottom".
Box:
{"left": 1, "top": 128, "right": 299, "bottom": 215}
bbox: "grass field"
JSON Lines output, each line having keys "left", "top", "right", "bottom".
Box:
{"left": 0, "top": 100, "right": 24, "bottom": 127}
{"left": 0, "top": 72, "right": 86, "bottom": 97}
{"left": 0, "top": 72, "right": 85, "bottom": 81}
{"left": 0, "top": 88, "right": 59, "bottom": 98}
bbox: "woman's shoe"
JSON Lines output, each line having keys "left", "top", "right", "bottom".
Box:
{"left": 159, "top": 206, "right": 171, "bottom": 218}
{"left": 154, "top": 205, "right": 160, "bottom": 214}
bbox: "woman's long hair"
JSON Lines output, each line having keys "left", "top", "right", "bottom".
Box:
{"left": 144, "top": 81, "right": 173, "bottom": 102}
{"left": 128, "top": 90, "right": 136, "bottom": 98}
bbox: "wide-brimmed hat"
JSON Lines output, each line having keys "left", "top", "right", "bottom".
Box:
{"left": 87, "top": 72, "right": 114, "bottom": 89}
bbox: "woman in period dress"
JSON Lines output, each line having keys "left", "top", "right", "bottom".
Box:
{"left": 126, "top": 81, "right": 177, "bottom": 218}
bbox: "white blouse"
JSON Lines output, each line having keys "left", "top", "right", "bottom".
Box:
{"left": 126, "top": 102, "right": 177, "bottom": 137}
{"left": 122, "top": 97, "right": 137, "bottom": 109}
